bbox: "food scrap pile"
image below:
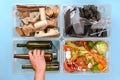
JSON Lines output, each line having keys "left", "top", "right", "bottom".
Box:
{"left": 63, "top": 40, "right": 108, "bottom": 73}
{"left": 16, "top": 5, "right": 60, "bottom": 37}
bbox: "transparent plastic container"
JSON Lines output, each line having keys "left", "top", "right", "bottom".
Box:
{"left": 62, "top": 4, "right": 111, "bottom": 38}
{"left": 13, "top": 4, "right": 61, "bottom": 40}
{"left": 12, "top": 39, "right": 61, "bottom": 74}
{"left": 61, "top": 39, "right": 110, "bottom": 74}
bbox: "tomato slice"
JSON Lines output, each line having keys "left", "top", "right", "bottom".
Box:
{"left": 64, "top": 61, "right": 78, "bottom": 73}
{"left": 64, "top": 45, "right": 73, "bottom": 51}
{"left": 64, "top": 61, "right": 73, "bottom": 72}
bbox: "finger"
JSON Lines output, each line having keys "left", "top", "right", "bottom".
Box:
{"left": 28, "top": 50, "right": 33, "bottom": 59}
{"left": 36, "top": 49, "right": 40, "bottom": 56}
{"left": 33, "top": 49, "right": 37, "bottom": 57}
{"left": 41, "top": 50, "right": 45, "bottom": 56}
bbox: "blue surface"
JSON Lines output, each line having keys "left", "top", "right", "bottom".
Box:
{"left": 0, "top": 0, "right": 119, "bottom": 80}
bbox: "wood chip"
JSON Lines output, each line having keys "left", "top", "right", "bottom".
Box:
{"left": 53, "top": 5, "right": 60, "bottom": 17}
{"left": 22, "top": 24, "right": 35, "bottom": 36}
{"left": 45, "top": 7, "right": 54, "bottom": 18}
{"left": 16, "top": 5, "right": 46, "bottom": 12}
{"left": 16, "top": 27, "right": 25, "bottom": 36}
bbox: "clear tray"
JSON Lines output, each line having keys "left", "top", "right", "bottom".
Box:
{"left": 62, "top": 4, "right": 111, "bottom": 38}
{"left": 61, "top": 39, "right": 110, "bottom": 74}
{"left": 12, "top": 4, "right": 61, "bottom": 40}
{"left": 12, "top": 39, "right": 61, "bottom": 74}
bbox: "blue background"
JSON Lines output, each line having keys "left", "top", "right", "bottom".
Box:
{"left": 0, "top": 0, "right": 119, "bottom": 80}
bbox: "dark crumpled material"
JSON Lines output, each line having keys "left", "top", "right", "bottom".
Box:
{"left": 64, "top": 5, "right": 108, "bottom": 37}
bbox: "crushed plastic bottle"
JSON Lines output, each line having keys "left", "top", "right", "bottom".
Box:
{"left": 72, "top": 8, "right": 84, "bottom": 34}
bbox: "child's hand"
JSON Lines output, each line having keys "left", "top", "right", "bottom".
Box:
{"left": 28, "top": 50, "right": 46, "bottom": 73}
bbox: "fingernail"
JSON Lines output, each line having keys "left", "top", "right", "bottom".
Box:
{"left": 29, "top": 50, "right": 32, "bottom": 53}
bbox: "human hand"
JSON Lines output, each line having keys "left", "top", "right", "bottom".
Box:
{"left": 28, "top": 50, "right": 46, "bottom": 73}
